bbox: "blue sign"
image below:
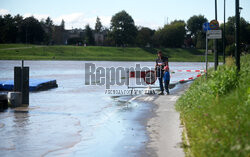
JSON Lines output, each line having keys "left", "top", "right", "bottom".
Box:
{"left": 203, "top": 22, "right": 211, "bottom": 31}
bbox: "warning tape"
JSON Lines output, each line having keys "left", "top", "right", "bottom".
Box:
{"left": 128, "top": 70, "right": 205, "bottom": 85}
{"left": 129, "top": 70, "right": 205, "bottom": 78}
{"left": 171, "top": 70, "right": 206, "bottom": 73}
{"left": 179, "top": 73, "right": 203, "bottom": 83}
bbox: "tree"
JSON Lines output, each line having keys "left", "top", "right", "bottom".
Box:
{"left": 0, "top": 14, "right": 19, "bottom": 43}
{"left": 110, "top": 10, "right": 137, "bottom": 46}
{"left": 136, "top": 27, "right": 154, "bottom": 47}
{"left": 187, "top": 15, "right": 207, "bottom": 47}
{"left": 60, "top": 19, "right": 65, "bottom": 30}
{"left": 187, "top": 15, "right": 207, "bottom": 36}
{"left": 153, "top": 21, "right": 186, "bottom": 48}
{"left": 44, "top": 17, "right": 53, "bottom": 44}
{"left": 20, "top": 16, "right": 45, "bottom": 44}
{"left": 225, "top": 16, "right": 250, "bottom": 45}
{"left": 84, "top": 24, "right": 95, "bottom": 45}
{"left": 95, "top": 16, "right": 103, "bottom": 33}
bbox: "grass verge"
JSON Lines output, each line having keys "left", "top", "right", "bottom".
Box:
{"left": 176, "top": 54, "right": 250, "bottom": 156}
{"left": 0, "top": 44, "right": 223, "bottom": 62}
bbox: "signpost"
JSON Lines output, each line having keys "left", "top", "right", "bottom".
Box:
{"left": 209, "top": 20, "right": 219, "bottom": 30}
{"left": 203, "top": 22, "right": 211, "bottom": 31}
{"left": 204, "top": 20, "right": 222, "bottom": 78}
{"left": 207, "top": 30, "right": 222, "bottom": 39}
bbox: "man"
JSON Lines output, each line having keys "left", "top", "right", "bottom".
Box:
{"left": 155, "top": 51, "right": 169, "bottom": 95}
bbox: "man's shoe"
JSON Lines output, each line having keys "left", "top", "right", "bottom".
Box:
{"left": 158, "top": 92, "right": 164, "bottom": 95}
{"left": 165, "top": 91, "right": 170, "bottom": 95}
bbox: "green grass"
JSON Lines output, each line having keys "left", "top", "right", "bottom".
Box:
{"left": 176, "top": 54, "right": 250, "bottom": 157}
{"left": 0, "top": 44, "right": 35, "bottom": 49}
{"left": 0, "top": 44, "right": 223, "bottom": 61}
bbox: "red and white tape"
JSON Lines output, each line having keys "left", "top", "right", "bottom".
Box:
{"left": 171, "top": 70, "right": 206, "bottom": 73}
{"left": 179, "top": 74, "right": 203, "bottom": 83}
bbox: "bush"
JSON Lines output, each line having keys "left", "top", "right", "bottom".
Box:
{"left": 176, "top": 55, "right": 250, "bottom": 157}
{"left": 225, "top": 44, "right": 235, "bottom": 56}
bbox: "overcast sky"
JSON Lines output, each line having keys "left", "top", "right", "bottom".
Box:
{"left": 0, "top": 0, "right": 249, "bottom": 30}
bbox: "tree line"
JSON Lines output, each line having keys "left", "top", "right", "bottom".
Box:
{"left": 0, "top": 10, "right": 250, "bottom": 53}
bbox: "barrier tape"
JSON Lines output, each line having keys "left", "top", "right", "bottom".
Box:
{"left": 179, "top": 74, "right": 202, "bottom": 83}
{"left": 129, "top": 70, "right": 205, "bottom": 78}
{"left": 171, "top": 70, "right": 206, "bottom": 73}
{"left": 128, "top": 70, "right": 204, "bottom": 85}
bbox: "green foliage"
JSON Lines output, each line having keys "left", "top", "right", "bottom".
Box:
{"left": 153, "top": 21, "right": 186, "bottom": 47}
{"left": 0, "top": 14, "right": 23, "bottom": 43}
{"left": 136, "top": 27, "right": 154, "bottom": 47}
{"left": 84, "top": 24, "right": 95, "bottom": 45}
{"left": 195, "top": 32, "right": 206, "bottom": 49}
{"left": 110, "top": 10, "right": 137, "bottom": 46}
{"left": 19, "top": 16, "right": 45, "bottom": 44}
{"left": 225, "top": 16, "right": 250, "bottom": 45}
{"left": 187, "top": 15, "right": 207, "bottom": 48}
{"left": 187, "top": 15, "right": 207, "bottom": 36}
{"left": 225, "top": 44, "right": 235, "bottom": 56}
{"left": 208, "top": 65, "right": 238, "bottom": 96}
{"left": 95, "top": 16, "right": 103, "bottom": 33}
{"left": 176, "top": 55, "right": 250, "bottom": 157}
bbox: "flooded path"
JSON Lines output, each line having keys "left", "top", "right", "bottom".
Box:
{"left": 0, "top": 61, "right": 212, "bottom": 157}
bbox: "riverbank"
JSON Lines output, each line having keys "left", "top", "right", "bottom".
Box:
{"left": 0, "top": 44, "right": 222, "bottom": 62}
{"left": 176, "top": 54, "right": 250, "bottom": 157}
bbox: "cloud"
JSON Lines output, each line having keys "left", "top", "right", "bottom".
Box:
{"left": 53, "top": 13, "right": 111, "bottom": 29}
{"left": 0, "top": 9, "right": 10, "bottom": 15}
{"left": 0, "top": 10, "right": 158, "bottom": 30}
{"left": 135, "top": 18, "right": 162, "bottom": 30}
{"left": 23, "top": 13, "right": 50, "bottom": 21}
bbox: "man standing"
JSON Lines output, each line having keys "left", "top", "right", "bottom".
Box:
{"left": 155, "top": 51, "right": 169, "bottom": 95}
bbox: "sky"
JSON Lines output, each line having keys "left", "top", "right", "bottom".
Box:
{"left": 0, "top": 0, "right": 249, "bottom": 30}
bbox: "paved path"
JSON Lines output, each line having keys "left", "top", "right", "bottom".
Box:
{"left": 137, "top": 84, "right": 190, "bottom": 157}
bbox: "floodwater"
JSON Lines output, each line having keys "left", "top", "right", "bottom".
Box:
{"left": 0, "top": 61, "right": 213, "bottom": 157}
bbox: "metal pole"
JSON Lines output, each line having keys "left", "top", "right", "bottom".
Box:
{"left": 206, "top": 32, "right": 208, "bottom": 78}
{"left": 235, "top": 0, "right": 240, "bottom": 72}
{"left": 223, "top": 0, "right": 226, "bottom": 64}
{"left": 21, "top": 60, "right": 24, "bottom": 98}
{"left": 25, "top": 24, "right": 27, "bottom": 45}
{"left": 214, "top": 0, "right": 218, "bottom": 70}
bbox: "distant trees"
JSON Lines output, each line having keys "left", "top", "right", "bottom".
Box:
{"left": 95, "top": 16, "right": 103, "bottom": 33}
{"left": 153, "top": 20, "right": 186, "bottom": 47}
{"left": 0, "top": 14, "right": 22, "bottom": 43}
{"left": 43, "top": 17, "right": 53, "bottom": 44}
{"left": 20, "top": 16, "right": 44, "bottom": 44}
{"left": 136, "top": 27, "right": 154, "bottom": 47}
{"left": 110, "top": 10, "right": 137, "bottom": 46}
{"left": 187, "top": 15, "right": 208, "bottom": 48}
{"left": 85, "top": 24, "right": 95, "bottom": 45}
{"left": 0, "top": 14, "right": 64, "bottom": 45}
{"left": 1, "top": 11, "right": 250, "bottom": 50}
{"left": 223, "top": 16, "right": 250, "bottom": 55}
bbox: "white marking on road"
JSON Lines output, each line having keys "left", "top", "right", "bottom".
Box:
{"left": 144, "top": 96, "right": 154, "bottom": 102}
{"left": 169, "top": 96, "right": 179, "bottom": 101}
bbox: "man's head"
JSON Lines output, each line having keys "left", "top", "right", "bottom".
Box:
{"left": 157, "top": 51, "right": 162, "bottom": 58}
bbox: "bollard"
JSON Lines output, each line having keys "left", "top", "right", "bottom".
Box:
{"left": 14, "top": 60, "right": 29, "bottom": 106}
{"left": 0, "top": 92, "right": 8, "bottom": 111}
{"left": 7, "top": 92, "right": 22, "bottom": 108}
